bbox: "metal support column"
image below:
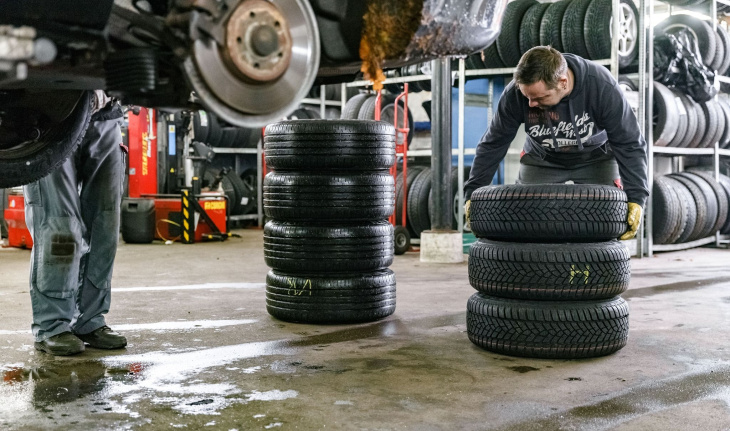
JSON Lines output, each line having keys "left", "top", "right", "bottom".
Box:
{"left": 457, "top": 58, "right": 466, "bottom": 232}
{"left": 430, "top": 58, "right": 452, "bottom": 230}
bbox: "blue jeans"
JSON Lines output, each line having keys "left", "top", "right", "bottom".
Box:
{"left": 24, "top": 117, "right": 124, "bottom": 342}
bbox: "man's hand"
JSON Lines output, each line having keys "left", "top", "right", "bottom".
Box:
{"left": 464, "top": 200, "right": 471, "bottom": 230}
{"left": 619, "top": 202, "right": 642, "bottom": 240}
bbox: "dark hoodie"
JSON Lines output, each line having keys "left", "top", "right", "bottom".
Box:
{"left": 463, "top": 54, "right": 649, "bottom": 206}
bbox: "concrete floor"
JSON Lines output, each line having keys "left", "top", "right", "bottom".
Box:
{"left": 1, "top": 229, "right": 730, "bottom": 430}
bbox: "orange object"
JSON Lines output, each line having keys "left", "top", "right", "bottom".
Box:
{"left": 153, "top": 196, "right": 226, "bottom": 242}
{"left": 4, "top": 195, "right": 33, "bottom": 249}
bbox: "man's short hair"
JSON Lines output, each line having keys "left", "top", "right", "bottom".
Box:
{"left": 514, "top": 46, "right": 567, "bottom": 89}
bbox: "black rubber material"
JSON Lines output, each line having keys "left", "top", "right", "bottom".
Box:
{"left": 562, "top": 0, "right": 594, "bottom": 58}
{"left": 0, "top": 91, "right": 92, "bottom": 188}
{"left": 342, "top": 93, "right": 370, "bottom": 119}
{"left": 396, "top": 165, "right": 424, "bottom": 238}
{"left": 468, "top": 240, "right": 631, "bottom": 300}
{"left": 469, "top": 184, "right": 628, "bottom": 242}
{"left": 661, "top": 176, "right": 688, "bottom": 244}
{"left": 481, "top": 43, "right": 505, "bottom": 68}
{"left": 357, "top": 95, "right": 378, "bottom": 120}
{"left": 407, "top": 167, "right": 433, "bottom": 237}
{"left": 263, "top": 172, "right": 395, "bottom": 221}
{"left": 655, "top": 15, "right": 716, "bottom": 68}
{"left": 673, "top": 172, "right": 718, "bottom": 239}
{"left": 716, "top": 99, "right": 730, "bottom": 148}
{"left": 239, "top": 168, "right": 259, "bottom": 214}
{"left": 265, "top": 270, "right": 396, "bottom": 324}
{"left": 263, "top": 220, "right": 394, "bottom": 273}
{"left": 668, "top": 177, "right": 697, "bottom": 244}
{"left": 393, "top": 225, "right": 410, "bottom": 255}
{"left": 380, "top": 99, "right": 413, "bottom": 147}
{"left": 668, "top": 173, "right": 707, "bottom": 242}
{"left": 520, "top": 3, "right": 551, "bottom": 54}
{"left": 688, "top": 96, "right": 707, "bottom": 148}
{"left": 202, "top": 167, "right": 248, "bottom": 215}
{"left": 466, "top": 293, "right": 630, "bottom": 359}
{"left": 716, "top": 26, "right": 730, "bottom": 75}
{"left": 264, "top": 120, "right": 395, "bottom": 171}
{"left": 497, "top": 0, "right": 538, "bottom": 66}
{"left": 717, "top": 174, "right": 730, "bottom": 234}
{"left": 651, "top": 175, "right": 681, "bottom": 244}
{"left": 667, "top": 89, "right": 688, "bottom": 148}
{"left": 584, "top": 0, "right": 639, "bottom": 67}
{"left": 652, "top": 81, "right": 679, "bottom": 147}
{"left": 687, "top": 170, "right": 729, "bottom": 236}
{"left": 540, "top": 0, "right": 571, "bottom": 52}
{"left": 675, "top": 91, "right": 699, "bottom": 148}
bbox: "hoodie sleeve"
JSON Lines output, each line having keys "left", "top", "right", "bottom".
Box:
{"left": 464, "top": 83, "right": 523, "bottom": 201}
{"left": 595, "top": 80, "right": 649, "bottom": 207}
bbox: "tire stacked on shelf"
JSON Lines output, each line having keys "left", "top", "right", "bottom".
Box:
{"left": 652, "top": 171, "right": 730, "bottom": 245}
{"left": 263, "top": 120, "right": 397, "bottom": 324}
{"left": 466, "top": 184, "right": 631, "bottom": 359}
{"left": 477, "top": 0, "right": 638, "bottom": 69}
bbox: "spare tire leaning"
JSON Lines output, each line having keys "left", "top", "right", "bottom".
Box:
{"left": 469, "top": 184, "right": 628, "bottom": 242}
{"left": 466, "top": 293, "right": 630, "bottom": 359}
{"left": 468, "top": 239, "right": 631, "bottom": 301}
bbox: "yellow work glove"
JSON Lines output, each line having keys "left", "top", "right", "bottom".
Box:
{"left": 619, "top": 202, "right": 642, "bottom": 240}
{"left": 464, "top": 200, "right": 471, "bottom": 230}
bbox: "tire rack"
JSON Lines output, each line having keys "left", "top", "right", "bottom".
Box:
{"left": 645, "top": 0, "right": 730, "bottom": 255}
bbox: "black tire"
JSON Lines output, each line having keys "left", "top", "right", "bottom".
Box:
{"left": 661, "top": 176, "right": 689, "bottom": 244}
{"left": 716, "top": 26, "right": 730, "bottom": 75}
{"left": 497, "top": 0, "right": 538, "bottom": 66}
{"left": 205, "top": 111, "right": 223, "bottom": 146}
{"left": 263, "top": 172, "right": 395, "bottom": 221}
{"left": 584, "top": 0, "right": 639, "bottom": 67}
{"left": 407, "top": 167, "right": 433, "bottom": 237}
{"left": 688, "top": 96, "right": 707, "bottom": 148}
{"left": 263, "top": 220, "right": 394, "bottom": 273}
{"left": 481, "top": 43, "right": 505, "bottom": 68}
{"left": 393, "top": 225, "right": 411, "bottom": 255}
{"left": 655, "top": 15, "right": 716, "bottom": 69}
{"left": 470, "top": 184, "right": 628, "bottom": 242}
{"left": 716, "top": 98, "right": 730, "bottom": 148}
{"left": 342, "top": 93, "right": 370, "bottom": 119}
{"left": 668, "top": 178, "right": 698, "bottom": 244}
{"left": 673, "top": 172, "right": 719, "bottom": 239}
{"left": 651, "top": 175, "right": 682, "bottom": 244}
{"left": 667, "top": 89, "right": 689, "bottom": 148}
{"left": 265, "top": 270, "right": 396, "bottom": 324}
{"left": 653, "top": 81, "right": 679, "bottom": 147}
{"left": 217, "top": 127, "right": 239, "bottom": 148}
{"left": 380, "top": 100, "right": 413, "bottom": 147}
{"left": 239, "top": 168, "right": 258, "bottom": 214}
{"left": 687, "top": 170, "right": 729, "bottom": 236}
{"left": 675, "top": 90, "right": 699, "bottom": 148}
{"left": 668, "top": 173, "right": 707, "bottom": 242}
{"left": 264, "top": 120, "right": 395, "bottom": 171}
{"left": 357, "top": 95, "right": 378, "bottom": 120}
{"left": 396, "top": 165, "right": 424, "bottom": 238}
{"left": 561, "top": 0, "right": 593, "bottom": 58}
{"left": 468, "top": 240, "right": 630, "bottom": 300}
{"left": 711, "top": 28, "right": 726, "bottom": 72}
{"left": 0, "top": 90, "right": 92, "bottom": 188}
{"left": 711, "top": 101, "right": 726, "bottom": 148}
{"left": 716, "top": 174, "right": 730, "bottom": 234}
{"left": 540, "top": 0, "right": 572, "bottom": 52}
{"left": 618, "top": 75, "right": 638, "bottom": 91}
{"left": 698, "top": 100, "right": 721, "bottom": 148}
{"left": 466, "top": 293, "right": 629, "bottom": 359}
{"left": 192, "top": 110, "right": 210, "bottom": 143}
{"left": 520, "top": 3, "right": 551, "bottom": 54}
{"left": 203, "top": 167, "right": 245, "bottom": 215}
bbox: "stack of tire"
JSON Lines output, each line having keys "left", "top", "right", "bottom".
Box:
{"left": 466, "top": 184, "right": 631, "bottom": 359}
{"left": 191, "top": 110, "right": 260, "bottom": 149}
{"left": 652, "top": 171, "right": 730, "bottom": 245}
{"left": 651, "top": 81, "right": 730, "bottom": 149}
{"left": 262, "top": 119, "right": 397, "bottom": 324}
{"left": 478, "top": 0, "right": 638, "bottom": 69}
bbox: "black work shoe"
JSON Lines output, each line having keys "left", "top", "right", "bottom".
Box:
{"left": 34, "top": 332, "right": 85, "bottom": 356}
{"left": 76, "top": 326, "right": 127, "bottom": 350}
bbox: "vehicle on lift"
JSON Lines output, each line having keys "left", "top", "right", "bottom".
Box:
{"left": 0, "top": 0, "right": 506, "bottom": 188}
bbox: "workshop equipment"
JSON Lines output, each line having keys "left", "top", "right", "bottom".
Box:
{"left": 127, "top": 107, "right": 158, "bottom": 198}
{"left": 121, "top": 197, "right": 156, "bottom": 243}
{"left": 4, "top": 194, "right": 32, "bottom": 249}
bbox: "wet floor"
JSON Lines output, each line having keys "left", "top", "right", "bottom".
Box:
{"left": 2, "top": 230, "right": 730, "bottom": 430}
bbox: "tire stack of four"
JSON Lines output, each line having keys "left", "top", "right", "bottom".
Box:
{"left": 466, "top": 184, "right": 631, "bottom": 359}
{"left": 263, "top": 120, "right": 397, "bottom": 324}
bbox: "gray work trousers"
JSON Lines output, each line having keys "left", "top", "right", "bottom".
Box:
{"left": 24, "top": 117, "right": 124, "bottom": 342}
{"left": 517, "top": 153, "right": 622, "bottom": 188}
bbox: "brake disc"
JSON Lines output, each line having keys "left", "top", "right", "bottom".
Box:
{"left": 185, "top": 0, "right": 320, "bottom": 128}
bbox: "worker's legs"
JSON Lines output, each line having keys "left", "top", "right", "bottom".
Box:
{"left": 24, "top": 154, "right": 85, "bottom": 342}
{"left": 72, "top": 118, "right": 124, "bottom": 335}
